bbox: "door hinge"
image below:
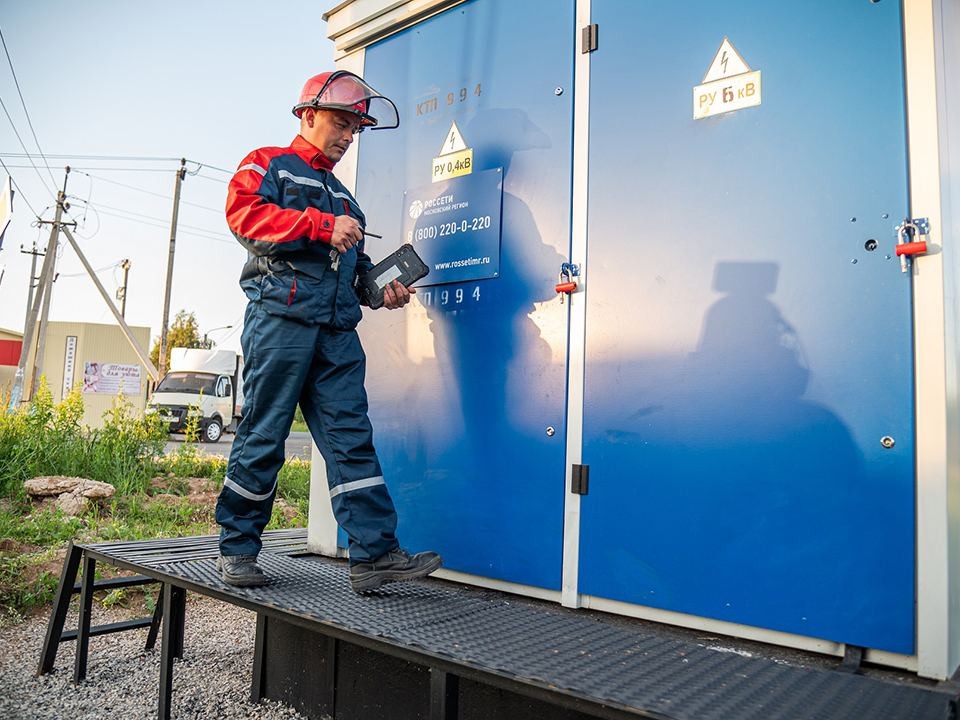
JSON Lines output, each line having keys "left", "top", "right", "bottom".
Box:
{"left": 571, "top": 464, "right": 590, "bottom": 495}
{"left": 581, "top": 24, "right": 598, "bottom": 54}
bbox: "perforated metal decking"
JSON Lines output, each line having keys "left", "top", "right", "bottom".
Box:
{"left": 61, "top": 531, "right": 954, "bottom": 720}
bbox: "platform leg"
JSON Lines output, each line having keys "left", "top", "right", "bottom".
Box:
{"left": 37, "top": 541, "right": 83, "bottom": 675}
{"left": 430, "top": 668, "right": 459, "bottom": 720}
{"left": 158, "top": 583, "right": 184, "bottom": 720}
{"left": 144, "top": 585, "right": 163, "bottom": 651}
{"left": 839, "top": 645, "right": 864, "bottom": 674}
{"left": 321, "top": 636, "right": 338, "bottom": 712}
{"left": 171, "top": 586, "right": 186, "bottom": 659}
{"left": 72, "top": 555, "right": 96, "bottom": 684}
{"left": 251, "top": 613, "right": 267, "bottom": 702}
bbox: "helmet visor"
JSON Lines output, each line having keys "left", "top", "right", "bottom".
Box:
{"left": 296, "top": 71, "right": 399, "bottom": 130}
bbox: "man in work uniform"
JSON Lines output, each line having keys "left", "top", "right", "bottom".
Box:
{"left": 215, "top": 70, "right": 441, "bottom": 592}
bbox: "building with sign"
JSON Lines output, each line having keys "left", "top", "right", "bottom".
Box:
{"left": 22, "top": 320, "right": 151, "bottom": 428}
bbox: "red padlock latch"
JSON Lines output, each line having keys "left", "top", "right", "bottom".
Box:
{"left": 895, "top": 219, "right": 930, "bottom": 273}
{"left": 895, "top": 241, "right": 927, "bottom": 257}
{"left": 555, "top": 264, "right": 579, "bottom": 303}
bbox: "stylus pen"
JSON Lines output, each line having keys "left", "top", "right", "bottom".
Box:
{"left": 362, "top": 229, "right": 382, "bottom": 239}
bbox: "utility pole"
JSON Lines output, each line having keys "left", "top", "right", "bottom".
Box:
{"left": 117, "top": 258, "right": 131, "bottom": 317}
{"left": 20, "top": 241, "right": 44, "bottom": 333}
{"left": 9, "top": 167, "right": 70, "bottom": 409}
{"left": 158, "top": 158, "right": 186, "bottom": 378}
{"left": 30, "top": 168, "right": 72, "bottom": 399}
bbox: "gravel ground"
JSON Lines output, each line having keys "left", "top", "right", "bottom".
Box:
{"left": 0, "top": 595, "right": 311, "bottom": 720}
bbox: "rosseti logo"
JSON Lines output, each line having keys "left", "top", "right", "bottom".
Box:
{"left": 408, "top": 200, "right": 424, "bottom": 219}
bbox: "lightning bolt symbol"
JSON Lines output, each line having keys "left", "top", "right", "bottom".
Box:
{"left": 721, "top": 51, "right": 729, "bottom": 74}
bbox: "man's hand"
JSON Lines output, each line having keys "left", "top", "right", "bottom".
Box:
{"left": 382, "top": 280, "right": 417, "bottom": 310}
{"left": 330, "top": 215, "right": 362, "bottom": 253}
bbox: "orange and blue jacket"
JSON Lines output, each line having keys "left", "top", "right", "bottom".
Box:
{"left": 225, "top": 135, "right": 373, "bottom": 329}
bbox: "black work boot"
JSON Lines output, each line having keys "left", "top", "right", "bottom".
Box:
{"left": 217, "top": 554, "right": 267, "bottom": 587}
{"left": 349, "top": 549, "right": 442, "bottom": 593}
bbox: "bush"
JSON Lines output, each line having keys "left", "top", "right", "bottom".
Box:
{"left": 0, "top": 379, "right": 168, "bottom": 498}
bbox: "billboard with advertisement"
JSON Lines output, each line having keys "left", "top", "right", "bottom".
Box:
{"left": 82, "top": 361, "right": 141, "bottom": 394}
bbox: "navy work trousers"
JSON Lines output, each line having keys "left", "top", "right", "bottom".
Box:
{"left": 216, "top": 301, "right": 399, "bottom": 563}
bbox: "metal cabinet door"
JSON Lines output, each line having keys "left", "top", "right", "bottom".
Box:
{"left": 579, "top": 1, "right": 915, "bottom": 652}
{"left": 355, "top": 0, "right": 575, "bottom": 590}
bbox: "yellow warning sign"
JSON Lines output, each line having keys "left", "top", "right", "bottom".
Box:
{"left": 440, "top": 122, "right": 467, "bottom": 154}
{"left": 693, "top": 37, "right": 762, "bottom": 120}
{"left": 432, "top": 149, "right": 473, "bottom": 182}
{"left": 432, "top": 121, "right": 474, "bottom": 182}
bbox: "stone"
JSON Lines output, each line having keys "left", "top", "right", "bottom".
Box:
{"left": 24, "top": 476, "right": 85, "bottom": 497}
{"left": 55, "top": 491, "right": 89, "bottom": 516}
{"left": 23, "top": 476, "right": 115, "bottom": 500}
{"left": 75, "top": 478, "right": 115, "bottom": 499}
{"left": 24, "top": 476, "right": 116, "bottom": 517}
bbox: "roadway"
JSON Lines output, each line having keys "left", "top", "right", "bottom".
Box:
{"left": 163, "top": 430, "right": 313, "bottom": 460}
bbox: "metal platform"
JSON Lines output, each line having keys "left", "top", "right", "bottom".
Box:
{"left": 47, "top": 530, "right": 957, "bottom": 720}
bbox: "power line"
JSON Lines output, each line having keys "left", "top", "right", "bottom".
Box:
{"left": 185, "top": 159, "right": 233, "bottom": 174}
{"left": 74, "top": 166, "right": 183, "bottom": 173}
{"left": 0, "top": 163, "right": 229, "bottom": 200}
{"left": 0, "top": 26, "right": 58, "bottom": 192}
{"left": 65, "top": 202, "right": 100, "bottom": 240}
{"left": 97, "top": 209, "right": 237, "bottom": 245}
{"left": 0, "top": 98, "right": 57, "bottom": 200}
{"left": 0, "top": 152, "right": 186, "bottom": 162}
{"left": 0, "top": 163, "right": 171, "bottom": 173}
{"left": 214, "top": 314, "right": 245, "bottom": 345}
{"left": 85, "top": 205, "right": 237, "bottom": 245}
{"left": 70, "top": 196, "right": 231, "bottom": 238}
{"left": 94, "top": 207, "right": 232, "bottom": 240}
{"left": 192, "top": 173, "right": 228, "bottom": 184}
{"left": 58, "top": 260, "right": 122, "bottom": 279}
{"left": 0, "top": 36, "right": 56, "bottom": 191}
{"left": 0, "top": 163, "right": 206, "bottom": 173}
{"left": 76, "top": 171, "right": 223, "bottom": 213}
{"left": 2, "top": 153, "right": 235, "bottom": 177}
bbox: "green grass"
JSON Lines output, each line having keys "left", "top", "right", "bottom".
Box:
{"left": 0, "top": 381, "right": 168, "bottom": 497}
{"left": 277, "top": 458, "right": 311, "bottom": 517}
{"left": 291, "top": 404, "right": 309, "bottom": 433}
{"left": 159, "top": 444, "right": 227, "bottom": 479}
{"left": 0, "top": 549, "right": 61, "bottom": 624}
{"left": 0, "top": 500, "right": 85, "bottom": 546}
{"left": 0, "top": 384, "right": 310, "bottom": 621}
{"left": 0, "top": 480, "right": 309, "bottom": 621}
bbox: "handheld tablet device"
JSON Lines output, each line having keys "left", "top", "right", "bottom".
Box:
{"left": 358, "top": 243, "right": 429, "bottom": 309}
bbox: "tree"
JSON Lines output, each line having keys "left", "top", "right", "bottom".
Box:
{"left": 150, "top": 310, "right": 204, "bottom": 370}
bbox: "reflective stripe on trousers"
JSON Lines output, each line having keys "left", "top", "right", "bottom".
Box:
{"left": 216, "top": 300, "right": 399, "bottom": 562}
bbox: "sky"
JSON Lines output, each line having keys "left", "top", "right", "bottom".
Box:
{"left": 0, "top": 1, "right": 337, "bottom": 353}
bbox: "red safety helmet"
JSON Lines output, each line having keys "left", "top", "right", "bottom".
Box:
{"left": 292, "top": 70, "right": 399, "bottom": 130}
